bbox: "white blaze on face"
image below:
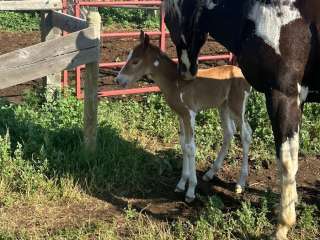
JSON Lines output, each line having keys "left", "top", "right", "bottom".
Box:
{"left": 248, "top": 2, "right": 301, "bottom": 55}
{"left": 116, "top": 50, "right": 133, "bottom": 84}
{"left": 118, "top": 50, "right": 133, "bottom": 74}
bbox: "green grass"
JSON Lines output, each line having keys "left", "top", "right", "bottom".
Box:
{"left": 0, "top": 9, "right": 159, "bottom": 32}
{"left": 0, "top": 90, "right": 319, "bottom": 239}
{"left": 0, "top": 12, "right": 40, "bottom": 31}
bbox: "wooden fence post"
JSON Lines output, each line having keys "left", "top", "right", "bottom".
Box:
{"left": 84, "top": 7, "right": 101, "bottom": 155}
{"left": 41, "top": 11, "right": 62, "bottom": 100}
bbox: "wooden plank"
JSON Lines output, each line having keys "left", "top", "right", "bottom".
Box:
{"left": 0, "top": 27, "right": 99, "bottom": 89}
{"left": 52, "top": 10, "right": 88, "bottom": 33}
{"left": 41, "top": 11, "right": 63, "bottom": 99}
{"left": 0, "top": 0, "right": 62, "bottom": 10}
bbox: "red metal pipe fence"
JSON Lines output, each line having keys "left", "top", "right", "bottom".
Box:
{"left": 62, "top": 0, "right": 233, "bottom": 98}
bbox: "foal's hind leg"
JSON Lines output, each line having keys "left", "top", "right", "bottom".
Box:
{"left": 235, "top": 91, "right": 252, "bottom": 194}
{"left": 175, "top": 117, "right": 189, "bottom": 193}
{"left": 235, "top": 117, "right": 252, "bottom": 194}
{"left": 203, "top": 104, "right": 235, "bottom": 181}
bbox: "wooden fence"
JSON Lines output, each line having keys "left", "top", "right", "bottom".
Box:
{"left": 0, "top": 0, "right": 100, "bottom": 154}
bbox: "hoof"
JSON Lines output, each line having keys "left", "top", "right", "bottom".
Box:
{"left": 235, "top": 184, "right": 244, "bottom": 194}
{"left": 174, "top": 186, "right": 184, "bottom": 193}
{"left": 275, "top": 225, "right": 289, "bottom": 240}
{"left": 185, "top": 195, "right": 195, "bottom": 203}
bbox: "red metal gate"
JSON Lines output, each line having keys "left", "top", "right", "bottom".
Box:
{"left": 62, "top": 0, "right": 233, "bottom": 98}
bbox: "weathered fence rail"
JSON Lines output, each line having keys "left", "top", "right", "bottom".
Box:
{"left": 0, "top": 1, "right": 100, "bottom": 154}
{"left": 0, "top": 24, "right": 98, "bottom": 89}
{"left": 0, "top": 0, "right": 62, "bottom": 10}
{"left": 51, "top": 10, "right": 88, "bottom": 32}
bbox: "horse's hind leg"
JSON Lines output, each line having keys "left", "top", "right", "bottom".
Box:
{"left": 203, "top": 103, "right": 235, "bottom": 181}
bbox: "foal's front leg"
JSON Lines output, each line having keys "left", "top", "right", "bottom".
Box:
{"left": 175, "top": 113, "right": 197, "bottom": 203}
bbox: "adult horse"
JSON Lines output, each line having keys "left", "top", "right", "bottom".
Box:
{"left": 163, "top": 0, "right": 320, "bottom": 239}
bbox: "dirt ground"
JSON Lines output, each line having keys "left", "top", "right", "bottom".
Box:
{"left": 0, "top": 31, "right": 319, "bottom": 232}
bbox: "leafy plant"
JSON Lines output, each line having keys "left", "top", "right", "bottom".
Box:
{"left": 0, "top": 11, "right": 40, "bottom": 31}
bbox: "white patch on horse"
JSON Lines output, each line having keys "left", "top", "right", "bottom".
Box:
{"left": 180, "top": 92, "right": 184, "bottom": 103}
{"left": 297, "top": 84, "right": 309, "bottom": 106}
{"left": 181, "top": 34, "right": 187, "bottom": 44}
{"left": 248, "top": 2, "right": 301, "bottom": 55}
{"left": 301, "top": 87, "right": 309, "bottom": 103}
{"left": 181, "top": 49, "right": 191, "bottom": 70}
{"left": 205, "top": 0, "right": 217, "bottom": 10}
{"left": 153, "top": 59, "right": 160, "bottom": 67}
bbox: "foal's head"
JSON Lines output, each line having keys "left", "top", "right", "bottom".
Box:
{"left": 116, "top": 31, "right": 157, "bottom": 87}
{"left": 164, "top": 0, "right": 208, "bottom": 80}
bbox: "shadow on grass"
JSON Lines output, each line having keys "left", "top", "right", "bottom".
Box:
{"left": 0, "top": 99, "right": 319, "bottom": 233}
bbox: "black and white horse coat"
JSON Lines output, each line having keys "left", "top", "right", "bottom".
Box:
{"left": 164, "top": 0, "right": 320, "bottom": 239}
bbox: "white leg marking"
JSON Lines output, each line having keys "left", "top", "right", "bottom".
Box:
{"left": 175, "top": 118, "right": 189, "bottom": 193}
{"left": 180, "top": 92, "right": 184, "bottom": 103}
{"left": 181, "top": 49, "right": 191, "bottom": 70}
{"left": 181, "top": 34, "right": 187, "bottom": 45}
{"left": 248, "top": 2, "right": 301, "bottom": 55}
{"left": 180, "top": 50, "right": 194, "bottom": 80}
{"left": 236, "top": 90, "right": 252, "bottom": 194}
{"left": 203, "top": 105, "right": 235, "bottom": 181}
{"left": 277, "top": 131, "right": 299, "bottom": 240}
{"left": 185, "top": 110, "right": 197, "bottom": 203}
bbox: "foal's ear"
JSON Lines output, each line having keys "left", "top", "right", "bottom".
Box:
{"left": 144, "top": 33, "right": 150, "bottom": 46}
{"left": 140, "top": 30, "right": 150, "bottom": 48}
{"left": 139, "top": 30, "right": 145, "bottom": 43}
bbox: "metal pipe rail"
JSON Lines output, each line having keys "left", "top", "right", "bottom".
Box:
{"left": 64, "top": 0, "right": 233, "bottom": 98}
